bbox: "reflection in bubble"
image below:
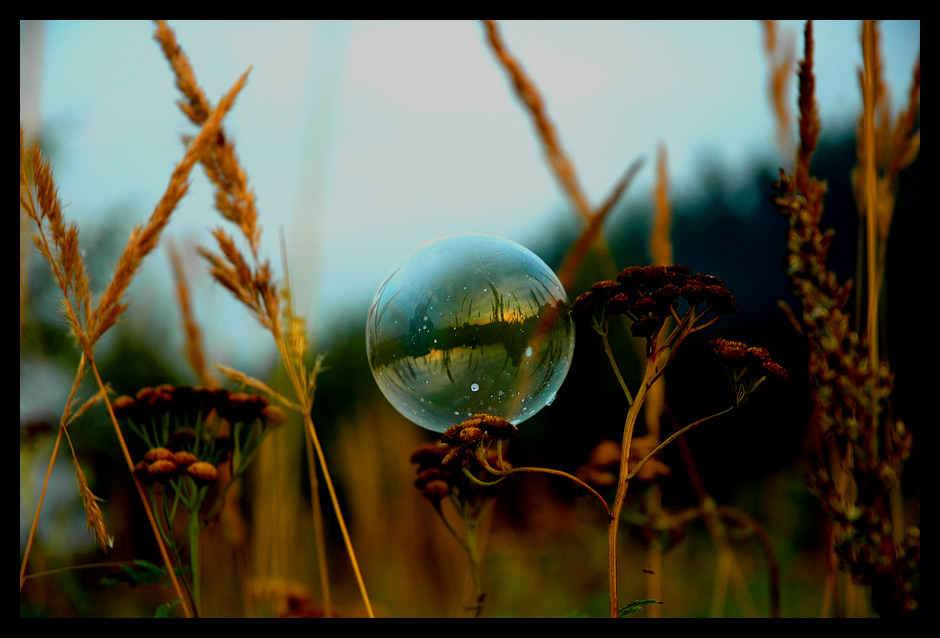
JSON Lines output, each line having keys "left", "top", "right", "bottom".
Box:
{"left": 366, "top": 234, "right": 575, "bottom": 433}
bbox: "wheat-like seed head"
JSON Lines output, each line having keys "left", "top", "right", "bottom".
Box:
{"left": 761, "top": 20, "right": 796, "bottom": 159}
{"left": 796, "top": 21, "right": 820, "bottom": 196}
{"left": 73, "top": 457, "right": 112, "bottom": 553}
{"left": 168, "top": 239, "right": 218, "bottom": 388}
{"left": 154, "top": 19, "right": 262, "bottom": 257}
{"left": 90, "top": 67, "right": 250, "bottom": 345}
{"left": 215, "top": 363, "right": 302, "bottom": 412}
{"left": 482, "top": 19, "right": 593, "bottom": 222}
{"left": 21, "top": 131, "right": 93, "bottom": 348}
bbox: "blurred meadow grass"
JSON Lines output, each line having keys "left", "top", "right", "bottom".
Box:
{"left": 20, "top": 20, "right": 918, "bottom": 617}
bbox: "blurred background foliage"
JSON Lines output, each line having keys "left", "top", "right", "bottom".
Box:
{"left": 21, "top": 109, "right": 920, "bottom": 616}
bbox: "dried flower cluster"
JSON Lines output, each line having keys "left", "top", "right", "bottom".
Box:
{"left": 134, "top": 445, "right": 219, "bottom": 485}
{"left": 113, "top": 385, "right": 282, "bottom": 490}
{"left": 411, "top": 442, "right": 464, "bottom": 510}
{"left": 573, "top": 264, "right": 738, "bottom": 344}
{"left": 707, "top": 338, "right": 788, "bottom": 406}
{"left": 114, "top": 384, "right": 278, "bottom": 427}
{"left": 411, "top": 415, "right": 518, "bottom": 507}
{"left": 410, "top": 416, "right": 517, "bottom": 617}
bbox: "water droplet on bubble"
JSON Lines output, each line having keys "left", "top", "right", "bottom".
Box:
{"left": 366, "top": 233, "right": 575, "bottom": 433}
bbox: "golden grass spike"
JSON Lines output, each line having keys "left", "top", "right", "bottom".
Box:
{"left": 651, "top": 143, "right": 673, "bottom": 267}
{"left": 153, "top": 20, "right": 211, "bottom": 124}
{"left": 481, "top": 19, "right": 592, "bottom": 221}
{"left": 215, "top": 363, "right": 303, "bottom": 412}
{"left": 760, "top": 20, "right": 795, "bottom": 159}
{"left": 90, "top": 67, "right": 251, "bottom": 345}
{"left": 154, "top": 20, "right": 262, "bottom": 256}
{"left": 72, "top": 448, "right": 112, "bottom": 553}
{"left": 889, "top": 55, "right": 920, "bottom": 181}
{"left": 861, "top": 20, "right": 880, "bottom": 367}
{"left": 22, "top": 132, "right": 92, "bottom": 349}
{"left": 168, "top": 239, "right": 218, "bottom": 388}
{"left": 796, "top": 21, "right": 820, "bottom": 195}
{"left": 555, "top": 156, "right": 645, "bottom": 291}
{"left": 64, "top": 385, "right": 108, "bottom": 428}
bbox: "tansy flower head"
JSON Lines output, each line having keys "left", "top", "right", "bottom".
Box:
{"left": 707, "top": 338, "right": 788, "bottom": 405}
{"left": 575, "top": 265, "right": 738, "bottom": 344}
{"left": 187, "top": 461, "right": 219, "bottom": 484}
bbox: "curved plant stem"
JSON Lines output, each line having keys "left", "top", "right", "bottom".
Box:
{"left": 716, "top": 505, "right": 781, "bottom": 618}
{"left": 599, "top": 324, "right": 634, "bottom": 405}
{"left": 627, "top": 406, "right": 734, "bottom": 482}
{"left": 474, "top": 459, "right": 612, "bottom": 520}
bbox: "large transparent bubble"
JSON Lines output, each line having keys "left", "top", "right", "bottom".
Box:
{"left": 366, "top": 233, "right": 575, "bottom": 434}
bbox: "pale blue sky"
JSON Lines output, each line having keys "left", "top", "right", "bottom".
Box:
{"left": 21, "top": 20, "right": 920, "bottom": 376}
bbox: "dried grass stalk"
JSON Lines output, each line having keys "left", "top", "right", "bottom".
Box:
{"left": 482, "top": 19, "right": 645, "bottom": 294}
{"left": 796, "top": 21, "right": 820, "bottom": 197}
{"left": 155, "top": 20, "right": 371, "bottom": 617}
{"left": 481, "top": 19, "right": 592, "bottom": 221}
{"left": 154, "top": 19, "right": 261, "bottom": 256}
{"left": 650, "top": 143, "right": 673, "bottom": 268}
{"left": 90, "top": 67, "right": 251, "bottom": 345}
{"left": 761, "top": 20, "right": 796, "bottom": 158}
{"left": 72, "top": 448, "right": 112, "bottom": 553}
{"left": 168, "top": 239, "right": 218, "bottom": 388}
{"left": 20, "top": 59, "right": 251, "bottom": 618}
{"left": 215, "top": 363, "right": 302, "bottom": 412}
{"left": 21, "top": 130, "right": 93, "bottom": 348}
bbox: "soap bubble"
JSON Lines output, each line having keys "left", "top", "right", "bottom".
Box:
{"left": 366, "top": 233, "right": 575, "bottom": 434}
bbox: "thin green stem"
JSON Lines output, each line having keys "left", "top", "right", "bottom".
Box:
{"left": 462, "top": 467, "right": 508, "bottom": 488}
{"left": 461, "top": 503, "right": 488, "bottom": 617}
{"left": 608, "top": 357, "right": 656, "bottom": 617}
{"left": 596, "top": 318, "right": 635, "bottom": 405}
{"left": 627, "top": 406, "right": 734, "bottom": 482}
{"left": 188, "top": 510, "right": 201, "bottom": 616}
{"left": 473, "top": 457, "right": 612, "bottom": 519}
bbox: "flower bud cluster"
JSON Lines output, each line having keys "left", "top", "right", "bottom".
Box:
{"left": 411, "top": 414, "right": 517, "bottom": 508}
{"left": 707, "top": 338, "right": 789, "bottom": 381}
{"left": 133, "top": 445, "right": 220, "bottom": 484}
{"left": 113, "top": 385, "right": 279, "bottom": 428}
{"left": 410, "top": 442, "right": 462, "bottom": 506}
{"left": 116, "top": 385, "right": 280, "bottom": 486}
{"left": 706, "top": 338, "right": 787, "bottom": 406}
{"left": 572, "top": 264, "right": 738, "bottom": 340}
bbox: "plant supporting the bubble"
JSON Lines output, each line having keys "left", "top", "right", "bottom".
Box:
{"left": 411, "top": 436, "right": 509, "bottom": 617}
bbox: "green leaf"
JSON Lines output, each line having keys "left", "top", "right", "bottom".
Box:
{"left": 155, "top": 599, "right": 182, "bottom": 618}
{"left": 100, "top": 559, "right": 167, "bottom": 588}
{"left": 618, "top": 599, "right": 664, "bottom": 616}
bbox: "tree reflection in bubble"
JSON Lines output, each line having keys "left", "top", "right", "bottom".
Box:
{"left": 367, "top": 234, "right": 575, "bottom": 433}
